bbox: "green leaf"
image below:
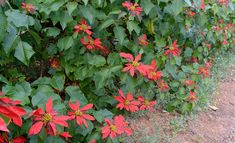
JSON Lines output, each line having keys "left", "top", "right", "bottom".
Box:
{"left": 141, "top": 0, "right": 155, "bottom": 15}
{"left": 93, "top": 109, "right": 113, "bottom": 123}
{"left": 5, "top": 10, "right": 35, "bottom": 27}
{"left": 93, "top": 69, "right": 110, "bottom": 89}
{"left": 0, "top": 7, "right": 7, "bottom": 43}
{"left": 40, "top": 1, "right": 66, "bottom": 15}
{"left": 44, "top": 27, "right": 60, "bottom": 37}
{"left": 76, "top": 121, "right": 94, "bottom": 136}
{"left": 31, "top": 85, "right": 61, "bottom": 109}
{"left": 82, "top": 0, "right": 89, "bottom": 5}
{"left": 184, "top": 48, "right": 193, "bottom": 58}
{"left": 2, "top": 81, "right": 31, "bottom": 105}
{"left": 3, "top": 24, "right": 19, "bottom": 54}
{"left": 114, "top": 26, "right": 126, "bottom": 45}
{"left": 14, "top": 41, "right": 35, "bottom": 65}
{"left": 79, "top": 5, "right": 95, "bottom": 24}
{"left": 87, "top": 54, "right": 106, "bottom": 67}
{"left": 66, "top": 2, "right": 78, "bottom": 15}
{"left": 32, "top": 77, "right": 52, "bottom": 86}
{"left": 65, "top": 86, "right": 88, "bottom": 106}
{"left": 51, "top": 74, "right": 65, "bottom": 91}
{"left": 127, "top": 21, "right": 140, "bottom": 35}
{"left": 29, "top": 30, "right": 42, "bottom": 46}
{"left": 182, "top": 102, "right": 193, "bottom": 113}
{"left": 50, "top": 11, "right": 73, "bottom": 29}
{"left": 164, "top": 0, "right": 185, "bottom": 16}
{"left": 99, "top": 19, "right": 114, "bottom": 31}
{"left": 57, "top": 36, "right": 74, "bottom": 51}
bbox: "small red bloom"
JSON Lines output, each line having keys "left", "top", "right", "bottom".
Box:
{"left": 74, "top": 20, "right": 92, "bottom": 35}
{"left": 49, "top": 57, "right": 60, "bottom": 69}
{"left": 101, "top": 115, "right": 132, "bottom": 139}
{"left": 138, "top": 34, "right": 149, "bottom": 46}
{"left": 157, "top": 80, "right": 169, "bottom": 92}
{"left": 28, "top": 97, "right": 70, "bottom": 136}
{"left": 198, "top": 67, "right": 209, "bottom": 77}
{"left": 187, "top": 91, "right": 197, "bottom": 102}
{"left": 147, "top": 60, "right": 162, "bottom": 81}
{"left": 205, "top": 43, "right": 211, "bottom": 50}
{"left": 68, "top": 100, "right": 95, "bottom": 128}
{"left": 184, "top": 80, "right": 195, "bottom": 86}
{"left": 217, "top": 0, "right": 230, "bottom": 6}
{"left": 81, "top": 36, "right": 109, "bottom": 54}
{"left": 137, "top": 96, "right": 156, "bottom": 111}
{"left": 90, "top": 139, "right": 96, "bottom": 143}
{"left": 122, "top": 1, "right": 143, "bottom": 16}
{"left": 120, "top": 52, "right": 149, "bottom": 77}
{"left": 21, "top": 2, "right": 35, "bottom": 13}
{"left": 191, "top": 57, "right": 198, "bottom": 63}
{"left": 200, "top": 0, "right": 205, "bottom": 10}
{"left": 187, "top": 10, "right": 196, "bottom": 17}
{"left": 59, "top": 132, "right": 72, "bottom": 139}
{"left": 164, "top": 40, "right": 180, "bottom": 56}
{"left": 114, "top": 89, "right": 140, "bottom": 112}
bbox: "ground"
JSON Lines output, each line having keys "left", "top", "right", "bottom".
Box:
{"left": 125, "top": 60, "right": 235, "bottom": 143}
{"left": 174, "top": 67, "right": 235, "bottom": 143}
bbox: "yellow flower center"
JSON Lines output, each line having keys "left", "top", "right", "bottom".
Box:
{"left": 124, "top": 100, "right": 130, "bottom": 105}
{"left": 42, "top": 113, "right": 52, "bottom": 123}
{"left": 130, "top": 6, "right": 136, "bottom": 11}
{"left": 80, "top": 24, "right": 88, "bottom": 30}
{"left": 150, "top": 71, "right": 156, "bottom": 76}
{"left": 169, "top": 46, "right": 174, "bottom": 50}
{"left": 144, "top": 100, "right": 150, "bottom": 106}
{"left": 88, "top": 39, "right": 94, "bottom": 45}
{"left": 110, "top": 125, "right": 117, "bottom": 131}
{"left": 132, "top": 61, "right": 140, "bottom": 67}
{"left": 75, "top": 109, "right": 83, "bottom": 116}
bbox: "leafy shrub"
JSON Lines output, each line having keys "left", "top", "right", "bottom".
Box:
{"left": 0, "top": 0, "right": 234, "bottom": 142}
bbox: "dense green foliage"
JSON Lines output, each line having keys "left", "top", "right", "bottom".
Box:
{"left": 0, "top": 0, "right": 234, "bottom": 142}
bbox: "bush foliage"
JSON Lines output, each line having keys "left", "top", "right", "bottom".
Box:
{"left": 0, "top": 0, "right": 234, "bottom": 142}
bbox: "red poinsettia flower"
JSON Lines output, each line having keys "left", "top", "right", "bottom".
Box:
{"left": 80, "top": 36, "right": 109, "bottom": 54}
{"left": 198, "top": 67, "right": 209, "bottom": 77}
{"left": 114, "top": 89, "right": 140, "bottom": 112}
{"left": 89, "top": 139, "right": 96, "bottom": 143}
{"left": 28, "top": 97, "right": 70, "bottom": 136}
{"left": 223, "top": 35, "right": 228, "bottom": 45}
{"left": 137, "top": 96, "right": 156, "bottom": 111}
{"left": 164, "top": 40, "right": 180, "bottom": 56}
{"left": 157, "top": 80, "right": 169, "bottom": 92}
{"left": 68, "top": 100, "right": 95, "bottom": 128}
{"left": 0, "top": 97, "right": 26, "bottom": 132}
{"left": 49, "top": 57, "right": 60, "bottom": 69}
{"left": 0, "top": 133, "right": 26, "bottom": 143}
{"left": 138, "top": 34, "right": 149, "bottom": 46}
{"left": 187, "top": 10, "right": 196, "bottom": 17}
{"left": 122, "top": 1, "right": 143, "bottom": 16}
{"left": 147, "top": 60, "right": 162, "bottom": 81}
{"left": 187, "top": 91, "right": 198, "bottom": 102}
{"left": 217, "top": 0, "right": 230, "bottom": 6}
{"left": 101, "top": 115, "right": 132, "bottom": 139}
{"left": 191, "top": 57, "right": 198, "bottom": 63}
{"left": 184, "top": 79, "right": 195, "bottom": 86}
{"left": 59, "top": 132, "right": 72, "bottom": 140}
{"left": 74, "top": 20, "right": 92, "bottom": 35}
{"left": 21, "top": 2, "right": 35, "bottom": 13}
{"left": 200, "top": 0, "right": 205, "bottom": 9}
{"left": 120, "top": 52, "right": 149, "bottom": 77}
